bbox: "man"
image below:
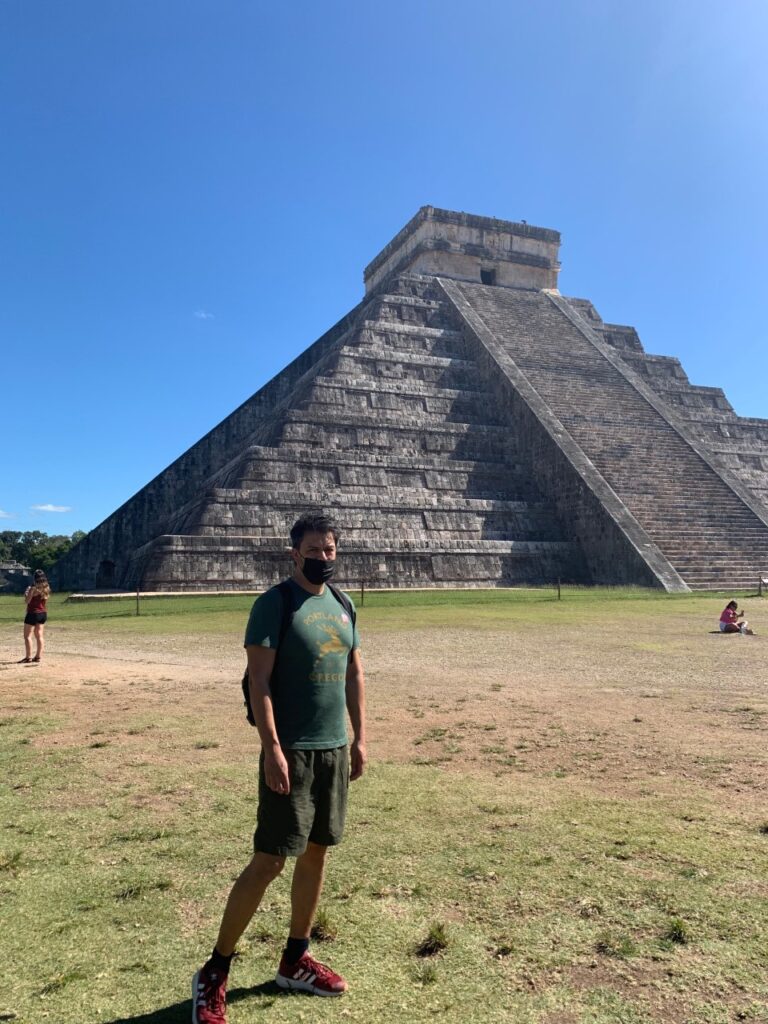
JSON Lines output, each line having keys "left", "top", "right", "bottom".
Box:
{"left": 192, "top": 511, "right": 367, "bottom": 1023}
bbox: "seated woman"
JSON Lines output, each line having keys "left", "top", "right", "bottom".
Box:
{"left": 719, "top": 600, "right": 753, "bottom": 634}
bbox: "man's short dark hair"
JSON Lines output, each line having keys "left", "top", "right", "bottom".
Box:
{"left": 290, "top": 511, "right": 340, "bottom": 549}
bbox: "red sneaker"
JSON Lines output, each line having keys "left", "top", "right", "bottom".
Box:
{"left": 275, "top": 951, "right": 348, "bottom": 996}
{"left": 192, "top": 965, "right": 227, "bottom": 1023}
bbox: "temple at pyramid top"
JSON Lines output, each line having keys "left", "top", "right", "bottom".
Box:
{"left": 364, "top": 206, "right": 561, "bottom": 293}
{"left": 52, "top": 205, "right": 768, "bottom": 594}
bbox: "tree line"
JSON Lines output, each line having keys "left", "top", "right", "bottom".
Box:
{"left": 0, "top": 530, "right": 88, "bottom": 574}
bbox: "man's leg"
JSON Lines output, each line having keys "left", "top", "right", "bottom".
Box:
{"left": 288, "top": 841, "right": 328, "bottom": 940}
{"left": 193, "top": 853, "right": 285, "bottom": 1023}
{"left": 274, "top": 838, "right": 347, "bottom": 996}
{"left": 215, "top": 851, "right": 285, "bottom": 955}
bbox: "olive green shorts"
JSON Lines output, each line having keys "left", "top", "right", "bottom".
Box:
{"left": 254, "top": 745, "right": 349, "bottom": 857}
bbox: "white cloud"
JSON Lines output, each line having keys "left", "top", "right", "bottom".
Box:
{"left": 194, "top": 309, "right": 215, "bottom": 320}
{"left": 0, "top": 509, "right": 13, "bottom": 519}
{"left": 31, "top": 504, "right": 72, "bottom": 513}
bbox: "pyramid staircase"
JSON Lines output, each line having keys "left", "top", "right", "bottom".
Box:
{"left": 443, "top": 280, "right": 768, "bottom": 590}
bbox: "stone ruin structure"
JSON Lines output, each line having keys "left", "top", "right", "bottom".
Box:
{"left": 0, "top": 560, "right": 33, "bottom": 594}
{"left": 53, "top": 207, "right": 768, "bottom": 592}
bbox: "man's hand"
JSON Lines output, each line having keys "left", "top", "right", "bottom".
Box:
{"left": 264, "top": 746, "right": 291, "bottom": 794}
{"left": 350, "top": 740, "right": 367, "bottom": 782}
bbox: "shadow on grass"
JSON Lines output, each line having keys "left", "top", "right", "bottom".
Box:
{"left": 106, "top": 981, "right": 287, "bottom": 1023}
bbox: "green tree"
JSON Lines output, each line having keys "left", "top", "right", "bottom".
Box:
{"left": 0, "top": 530, "right": 88, "bottom": 573}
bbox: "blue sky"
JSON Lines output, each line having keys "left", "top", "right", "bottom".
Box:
{"left": 1, "top": 0, "right": 767, "bottom": 535}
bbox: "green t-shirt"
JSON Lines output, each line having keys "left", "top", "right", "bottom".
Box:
{"left": 244, "top": 579, "right": 360, "bottom": 750}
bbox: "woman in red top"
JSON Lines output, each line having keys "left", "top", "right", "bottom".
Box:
{"left": 21, "top": 569, "right": 50, "bottom": 663}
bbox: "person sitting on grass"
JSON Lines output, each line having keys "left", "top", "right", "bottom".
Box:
{"left": 719, "top": 600, "right": 753, "bottom": 635}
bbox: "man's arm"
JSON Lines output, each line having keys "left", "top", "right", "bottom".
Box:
{"left": 345, "top": 648, "right": 367, "bottom": 781}
{"left": 246, "top": 645, "right": 291, "bottom": 794}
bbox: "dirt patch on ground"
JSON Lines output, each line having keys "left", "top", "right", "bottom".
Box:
{"left": 2, "top": 617, "right": 767, "bottom": 817}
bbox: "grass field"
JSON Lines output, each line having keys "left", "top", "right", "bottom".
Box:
{"left": 1, "top": 589, "right": 767, "bottom": 1024}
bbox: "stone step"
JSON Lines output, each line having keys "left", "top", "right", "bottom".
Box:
{"left": 236, "top": 444, "right": 509, "bottom": 473}
{"left": 677, "top": 576, "right": 768, "bottom": 587}
{"left": 359, "top": 318, "right": 464, "bottom": 342}
{"left": 682, "top": 568, "right": 768, "bottom": 578}
{"left": 685, "top": 581, "right": 766, "bottom": 590}
{"left": 386, "top": 273, "right": 450, "bottom": 300}
{"left": 672, "top": 555, "right": 768, "bottom": 567}
{"left": 193, "top": 506, "right": 557, "bottom": 528}
{"left": 196, "top": 526, "right": 566, "bottom": 545}
{"left": 223, "top": 454, "right": 524, "bottom": 499}
{"left": 686, "top": 583, "right": 763, "bottom": 591}
{"left": 369, "top": 293, "right": 444, "bottom": 311}
{"left": 150, "top": 533, "right": 576, "bottom": 555}
{"left": 633, "top": 511, "right": 768, "bottom": 530}
{"left": 365, "top": 297, "right": 454, "bottom": 330}
{"left": 277, "top": 426, "right": 508, "bottom": 461}
{"left": 339, "top": 343, "right": 475, "bottom": 372}
{"left": 312, "top": 375, "right": 484, "bottom": 402}
{"left": 304, "top": 381, "right": 500, "bottom": 423}
{"left": 140, "top": 546, "right": 583, "bottom": 591}
{"left": 282, "top": 405, "right": 506, "bottom": 434}
{"left": 355, "top": 325, "right": 467, "bottom": 358}
{"left": 660, "top": 537, "right": 768, "bottom": 548}
{"left": 336, "top": 350, "right": 475, "bottom": 390}
{"left": 629, "top": 501, "right": 767, "bottom": 516}
{"left": 207, "top": 487, "right": 547, "bottom": 514}
{"left": 681, "top": 566, "right": 768, "bottom": 576}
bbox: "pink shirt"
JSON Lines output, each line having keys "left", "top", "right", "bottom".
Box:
{"left": 720, "top": 607, "right": 738, "bottom": 625}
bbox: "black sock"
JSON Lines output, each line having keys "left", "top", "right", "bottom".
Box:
{"left": 208, "top": 947, "right": 234, "bottom": 975}
{"left": 284, "top": 937, "right": 309, "bottom": 964}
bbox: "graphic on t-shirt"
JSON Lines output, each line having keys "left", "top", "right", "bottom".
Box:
{"left": 316, "top": 622, "right": 347, "bottom": 658}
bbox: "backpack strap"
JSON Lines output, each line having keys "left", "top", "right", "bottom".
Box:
{"left": 242, "top": 580, "right": 295, "bottom": 727}
{"left": 275, "top": 579, "right": 296, "bottom": 650}
{"left": 326, "top": 582, "right": 357, "bottom": 630}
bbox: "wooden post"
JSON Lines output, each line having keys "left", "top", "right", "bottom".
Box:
{"left": 360, "top": 579, "right": 365, "bottom": 607}
{"left": 136, "top": 586, "right": 140, "bottom": 616}
{"left": 557, "top": 578, "right": 561, "bottom": 601}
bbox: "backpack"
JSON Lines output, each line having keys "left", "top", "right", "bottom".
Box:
{"left": 241, "top": 579, "right": 357, "bottom": 726}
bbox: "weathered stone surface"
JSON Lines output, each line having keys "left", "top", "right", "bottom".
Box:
{"left": 53, "top": 207, "right": 768, "bottom": 592}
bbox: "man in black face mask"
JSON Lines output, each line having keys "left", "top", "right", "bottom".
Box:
{"left": 192, "top": 512, "right": 367, "bottom": 1022}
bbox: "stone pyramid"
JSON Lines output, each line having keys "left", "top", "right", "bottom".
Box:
{"left": 54, "top": 207, "right": 768, "bottom": 592}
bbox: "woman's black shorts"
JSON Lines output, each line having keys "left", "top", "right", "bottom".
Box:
{"left": 24, "top": 612, "right": 47, "bottom": 626}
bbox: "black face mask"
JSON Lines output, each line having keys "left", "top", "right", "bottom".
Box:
{"left": 301, "top": 557, "right": 336, "bottom": 585}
